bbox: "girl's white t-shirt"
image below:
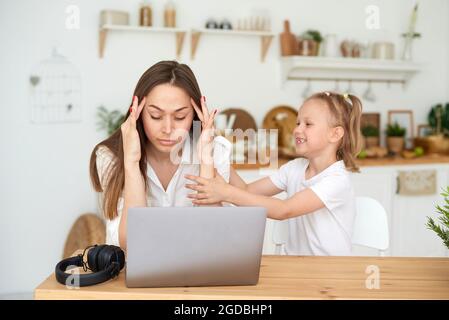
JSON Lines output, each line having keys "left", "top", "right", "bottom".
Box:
{"left": 269, "top": 158, "right": 355, "bottom": 256}
{"left": 95, "top": 136, "right": 232, "bottom": 246}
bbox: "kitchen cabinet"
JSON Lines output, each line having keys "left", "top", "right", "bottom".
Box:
{"left": 352, "top": 163, "right": 449, "bottom": 257}
{"left": 236, "top": 162, "right": 449, "bottom": 257}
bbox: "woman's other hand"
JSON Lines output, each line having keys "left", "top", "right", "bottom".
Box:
{"left": 121, "top": 96, "right": 146, "bottom": 167}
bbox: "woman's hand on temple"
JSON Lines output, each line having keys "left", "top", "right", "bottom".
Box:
{"left": 185, "top": 170, "right": 232, "bottom": 205}
{"left": 121, "top": 96, "right": 146, "bottom": 167}
{"left": 191, "top": 96, "right": 217, "bottom": 165}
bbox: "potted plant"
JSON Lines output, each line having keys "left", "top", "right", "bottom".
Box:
{"left": 386, "top": 122, "right": 406, "bottom": 154}
{"left": 96, "top": 106, "right": 125, "bottom": 136}
{"left": 426, "top": 186, "right": 449, "bottom": 251}
{"left": 298, "top": 29, "right": 323, "bottom": 56}
{"left": 415, "top": 103, "right": 449, "bottom": 154}
{"left": 361, "top": 125, "right": 380, "bottom": 148}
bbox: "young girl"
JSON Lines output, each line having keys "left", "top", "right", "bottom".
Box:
{"left": 89, "top": 61, "right": 228, "bottom": 250}
{"left": 185, "top": 91, "right": 363, "bottom": 256}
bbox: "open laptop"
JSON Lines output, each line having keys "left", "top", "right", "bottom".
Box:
{"left": 126, "top": 206, "right": 267, "bottom": 288}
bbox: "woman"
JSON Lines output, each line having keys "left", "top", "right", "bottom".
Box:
{"left": 89, "top": 61, "right": 231, "bottom": 250}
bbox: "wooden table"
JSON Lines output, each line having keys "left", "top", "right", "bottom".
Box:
{"left": 35, "top": 254, "right": 449, "bottom": 300}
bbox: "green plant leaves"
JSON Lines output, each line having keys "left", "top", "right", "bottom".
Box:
{"left": 426, "top": 186, "right": 449, "bottom": 249}
{"left": 428, "top": 103, "right": 449, "bottom": 136}
{"left": 361, "top": 125, "right": 379, "bottom": 137}
{"left": 96, "top": 106, "right": 126, "bottom": 136}
{"left": 386, "top": 122, "right": 406, "bottom": 137}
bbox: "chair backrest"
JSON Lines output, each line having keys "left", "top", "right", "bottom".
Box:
{"left": 63, "top": 213, "right": 106, "bottom": 258}
{"left": 352, "top": 196, "right": 389, "bottom": 253}
{"left": 272, "top": 219, "right": 289, "bottom": 255}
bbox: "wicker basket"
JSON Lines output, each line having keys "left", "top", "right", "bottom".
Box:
{"left": 414, "top": 134, "right": 449, "bottom": 154}
{"left": 63, "top": 213, "right": 106, "bottom": 258}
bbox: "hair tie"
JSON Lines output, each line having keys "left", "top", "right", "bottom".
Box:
{"left": 343, "top": 93, "right": 354, "bottom": 106}
{"left": 323, "top": 91, "right": 331, "bottom": 97}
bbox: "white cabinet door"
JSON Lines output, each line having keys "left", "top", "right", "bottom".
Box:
{"left": 391, "top": 167, "right": 449, "bottom": 257}
{"left": 352, "top": 164, "right": 449, "bottom": 257}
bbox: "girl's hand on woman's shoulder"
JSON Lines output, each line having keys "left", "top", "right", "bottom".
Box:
{"left": 121, "top": 96, "right": 146, "bottom": 168}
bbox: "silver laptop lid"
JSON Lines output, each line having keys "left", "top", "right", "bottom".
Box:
{"left": 126, "top": 206, "right": 267, "bottom": 288}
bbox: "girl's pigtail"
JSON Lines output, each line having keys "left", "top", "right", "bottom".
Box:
{"left": 343, "top": 94, "right": 363, "bottom": 172}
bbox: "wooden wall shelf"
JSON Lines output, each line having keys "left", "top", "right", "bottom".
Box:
{"left": 232, "top": 154, "right": 449, "bottom": 170}
{"left": 98, "top": 24, "right": 187, "bottom": 59}
{"left": 190, "top": 28, "right": 275, "bottom": 62}
{"left": 280, "top": 56, "right": 421, "bottom": 85}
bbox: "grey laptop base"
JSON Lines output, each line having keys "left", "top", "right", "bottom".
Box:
{"left": 126, "top": 206, "right": 267, "bottom": 288}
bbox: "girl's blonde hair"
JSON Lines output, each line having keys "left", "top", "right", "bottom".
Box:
{"left": 305, "top": 91, "right": 363, "bottom": 173}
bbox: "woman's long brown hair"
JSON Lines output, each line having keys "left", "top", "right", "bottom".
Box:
{"left": 89, "top": 61, "right": 202, "bottom": 220}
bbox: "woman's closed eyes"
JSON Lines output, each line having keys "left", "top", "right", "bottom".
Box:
{"left": 147, "top": 105, "right": 189, "bottom": 121}
{"left": 150, "top": 114, "right": 186, "bottom": 121}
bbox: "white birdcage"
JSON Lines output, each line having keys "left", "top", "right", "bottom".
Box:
{"left": 29, "top": 47, "right": 82, "bottom": 123}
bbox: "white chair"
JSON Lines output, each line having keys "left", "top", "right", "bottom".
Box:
{"left": 353, "top": 196, "right": 390, "bottom": 256}
{"left": 271, "top": 196, "right": 390, "bottom": 256}
{"left": 272, "top": 219, "right": 289, "bottom": 255}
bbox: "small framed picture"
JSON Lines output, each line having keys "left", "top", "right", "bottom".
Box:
{"left": 388, "top": 110, "right": 414, "bottom": 148}
{"left": 417, "top": 124, "right": 433, "bottom": 137}
{"left": 361, "top": 112, "right": 380, "bottom": 135}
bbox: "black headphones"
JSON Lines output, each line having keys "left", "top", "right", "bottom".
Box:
{"left": 55, "top": 244, "right": 125, "bottom": 287}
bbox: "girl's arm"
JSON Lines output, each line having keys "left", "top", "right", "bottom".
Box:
{"left": 229, "top": 167, "right": 284, "bottom": 196}
{"left": 226, "top": 186, "right": 324, "bottom": 220}
{"left": 186, "top": 174, "right": 325, "bottom": 220}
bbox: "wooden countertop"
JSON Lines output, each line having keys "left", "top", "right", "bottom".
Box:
{"left": 233, "top": 154, "right": 449, "bottom": 170}
{"left": 35, "top": 253, "right": 449, "bottom": 300}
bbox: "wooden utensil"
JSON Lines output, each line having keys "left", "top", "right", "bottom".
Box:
{"left": 280, "top": 20, "right": 298, "bottom": 56}
{"left": 220, "top": 108, "right": 257, "bottom": 132}
{"left": 263, "top": 105, "right": 298, "bottom": 158}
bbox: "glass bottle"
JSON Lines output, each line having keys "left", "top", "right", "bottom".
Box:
{"left": 164, "top": 1, "right": 176, "bottom": 28}
{"left": 139, "top": 1, "right": 152, "bottom": 27}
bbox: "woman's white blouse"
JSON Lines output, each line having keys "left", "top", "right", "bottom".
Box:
{"left": 95, "top": 136, "right": 232, "bottom": 246}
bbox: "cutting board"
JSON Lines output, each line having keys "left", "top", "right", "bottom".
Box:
{"left": 262, "top": 105, "right": 298, "bottom": 158}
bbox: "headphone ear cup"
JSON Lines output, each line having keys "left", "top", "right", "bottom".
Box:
{"left": 113, "top": 246, "right": 126, "bottom": 270}
{"left": 88, "top": 245, "right": 106, "bottom": 272}
{"left": 98, "top": 246, "right": 115, "bottom": 271}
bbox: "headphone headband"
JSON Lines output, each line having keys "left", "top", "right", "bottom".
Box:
{"left": 55, "top": 245, "right": 125, "bottom": 287}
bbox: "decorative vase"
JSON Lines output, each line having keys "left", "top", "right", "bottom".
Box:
{"left": 387, "top": 137, "right": 405, "bottom": 154}
{"left": 364, "top": 136, "right": 380, "bottom": 149}
{"left": 402, "top": 36, "right": 414, "bottom": 61}
{"left": 298, "top": 39, "right": 318, "bottom": 56}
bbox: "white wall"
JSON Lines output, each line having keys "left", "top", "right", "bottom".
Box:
{"left": 0, "top": 0, "right": 448, "bottom": 296}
